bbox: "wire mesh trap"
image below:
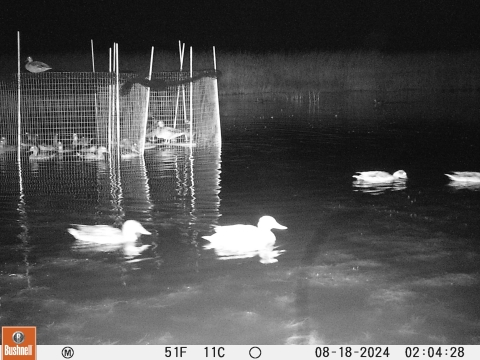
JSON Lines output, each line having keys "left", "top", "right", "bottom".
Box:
{"left": 0, "top": 70, "right": 221, "bottom": 161}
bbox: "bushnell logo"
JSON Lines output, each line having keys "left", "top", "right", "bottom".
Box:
{"left": 12, "top": 331, "right": 25, "bottom": 344}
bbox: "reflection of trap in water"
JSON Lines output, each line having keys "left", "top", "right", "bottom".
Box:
{"left": 352, "top": 180, "right": 407, "bottom": 195}
{"left": 0, "top": 70, "right": 220, "bottom": 160}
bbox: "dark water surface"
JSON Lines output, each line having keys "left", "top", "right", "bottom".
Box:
{"left": 1, "top": 93, "right": 480, "bottom": 344}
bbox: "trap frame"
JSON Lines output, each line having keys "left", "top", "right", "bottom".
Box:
{"left": 0, "top": 70, "right": 221, "bottom": 159}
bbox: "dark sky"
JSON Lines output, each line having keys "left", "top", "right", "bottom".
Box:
{"left": 2, "top": 0, "right": 480, "bottom": 54}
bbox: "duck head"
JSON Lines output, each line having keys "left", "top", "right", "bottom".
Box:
{"left": 393, "top": 170, "right": 407, "bottom": 179}
{"left": 257, "top": 216, "right": 287, "bottom": 230}
{"left": 29, "top": 145, "right": 39, "bottom": 156}
{"left": 122, "top": 220, "right": 151, "bottom": 236}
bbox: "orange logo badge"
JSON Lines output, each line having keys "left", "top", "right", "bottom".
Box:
{"left": 2, "top": 327, "right": 36, "bottom": 360}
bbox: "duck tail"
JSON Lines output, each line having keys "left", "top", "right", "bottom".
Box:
{"left": 202, "top": 235, "right": 214, "bottom": 243}
{"left": 67, "top": 228, "right": 78, "bottom": 238}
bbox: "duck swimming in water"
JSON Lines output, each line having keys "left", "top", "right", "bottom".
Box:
{"left": 158, "top": 121, "right": 186, "bottom": 141}
{"left": 79, "top": 145, "right": 97, "bottom": 153}
{"left": 68, "top": 220, "right": 151, "bottom": 244}
{"left": 202, "top": 216, "right": 287, "bottom": 263}
{"left": 445, "top": 172, "right": 480, "bottom": 183}
{"left": 353, "top": 170, "right": 407, "bottom": 183}
{"left": 77, "top": 146, "right": 107, "bottom": 160}
{"left": 147, "top": 120, "right": 186, "bottom": 143}
{"left": 25, "top": 57, "right": 52, "bottom": 73}
{"left": 38, "top": 143, "right": 56, "bottom": 151}
{"left": 29, "top": 146, "right": 56, "bottom": 160}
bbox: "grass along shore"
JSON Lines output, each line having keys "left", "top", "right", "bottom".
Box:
{"left": 1, "top": 51, "right": 479, "bottom": 96}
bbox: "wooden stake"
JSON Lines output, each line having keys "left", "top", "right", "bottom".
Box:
{"left": 115, "top": 43, "right": 120, "bottom": 159}
{"left": 174, "top": 41, "right": 186, "bottom": 129}
{"left": 91, "top": 39, "right": 95, "bottom": 72}
{"left": 91, "top": 40, "right": 99, "bottom": 122}
{"left": 213, "top": 46, "right": 217, "bottom": 70}
{"left": 141, "top": 46, "right": 154, "bottom": 154}
{"left": 179, "top": 40, "right": 185, "bottom": 70}
{"left": 108, "top": 47, "right": 112, "bottom": 154}
{"left": 17, "top": 31, "right": 21, "bottom": 159}
{"left": 212, "top": 46, "right": 221, "bottom": 146}
{"left": 190, "top": 46, "right": 193, "bottom": 147}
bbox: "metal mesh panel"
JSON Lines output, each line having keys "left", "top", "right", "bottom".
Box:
{"left": 96, "top": 81, "right": 148, "bottom": 158}
{"left": 147, "top": 71, "right": 221, "bottom": 148}
{"left": 4, "top": 73, "right": 103, "bottom": 152}
{"left": 0, "top": 71, "right": 220, "bottom": 159}
{"left": 0, "top": 75, "right": 21, "bottom": 151}
{"left": 192, "top": 76, "right": 221, "bottom": 147}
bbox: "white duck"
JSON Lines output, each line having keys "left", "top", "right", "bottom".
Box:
{"left": 353, "top": 170, "right": 407, "bottom": 183}
{"left": 38, "top": 143, "right": 56, "bottom": 151}
{"left": 25, "top": 57, "right": 52, "bottom": 73}
{"left": 202, "top": 216, "right": 287, "bottom": 263}
{"left": 77, "top": 146, "right": 107, "bottom": 160}
{"left": 68, "top": 220, "right": 151, "bottom": 244}
{"left": 445, "top": 172, "right": 480, "bottom": 183}
{"left": 79, "top": 145, "right": 97, "bottom": 153}
{"left": 148, "top": 120, "right": 186, "bottom": 142}
{"left": 29, "top": 146, "right": 56, "bottom": 160}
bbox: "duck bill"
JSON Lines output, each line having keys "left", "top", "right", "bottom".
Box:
{"left": 274, "top": 224, "right": 287, "bottom": 230}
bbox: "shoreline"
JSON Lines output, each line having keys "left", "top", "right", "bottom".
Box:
{"left": 1, "top": 51, "right": 479, "bottom": 96}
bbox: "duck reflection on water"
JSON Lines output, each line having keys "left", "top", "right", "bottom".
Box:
{"left": 352, "top": 180, "right": 407, "bottom": 195}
